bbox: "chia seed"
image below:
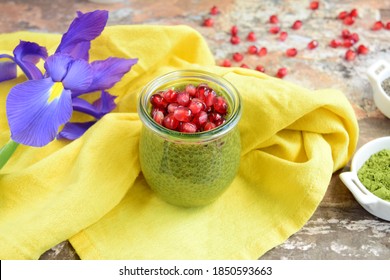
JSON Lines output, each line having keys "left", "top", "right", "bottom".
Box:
{"left": 381, "top": 77, "right": 390, "bottom": 97}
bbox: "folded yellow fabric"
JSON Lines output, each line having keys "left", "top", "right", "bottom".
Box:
{"left": 0, "top": 25, "right": 358, "bottom": 259}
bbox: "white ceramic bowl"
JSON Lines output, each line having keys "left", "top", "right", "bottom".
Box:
{"left": 367, "top": 60, "right": 390, "bottom": 118}
{"left": 339, "top": 137, "right": 390, "bottom": 221}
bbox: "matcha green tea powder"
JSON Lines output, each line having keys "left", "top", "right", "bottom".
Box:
{"left": 357, "top": 149, "right": 390, "bottom": 202}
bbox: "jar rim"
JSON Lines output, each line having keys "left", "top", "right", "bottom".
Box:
{"left": 137, "top": 69, "right": 242, "bottom": 142}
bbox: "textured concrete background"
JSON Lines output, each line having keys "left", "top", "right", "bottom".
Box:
{"left": 1, "top": 0, "right": 389, "bottom": 259}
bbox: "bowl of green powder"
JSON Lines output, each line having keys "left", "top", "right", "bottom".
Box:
{"left": 340, "top": 136, "right": 390, "bottom": 221}
{"left": 367, "top": 60, "right": 390, "bottom": 119}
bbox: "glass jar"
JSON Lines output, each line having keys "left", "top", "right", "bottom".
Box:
{"left": 137, "top": 70, "right": 242, "bottom": 207}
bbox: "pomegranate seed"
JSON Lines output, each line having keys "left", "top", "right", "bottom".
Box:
{"left": 213, "top": 96, "right": 228, "bottom": 114}
{"left": 177, "top": 92, "right": 190, "bottom": 106}
{"left": 357, "top": 44, "right": 369, "bottom": 55}
{"left": 247, "top": 31, "right": 256, "bottom": 41}
{"left": 167, "top": 102, "right": 179, "bottom": 114}
{"left": 221, "top": 59, "right": 232, "bottom": 67}
{"left": 269, "top": 26, "right": 280, "bottom": 34}
{"left": 231, "top": 25, "right": 238, "bottom": 36}
{"left": 214, "top": 119, "right": 226, "bottom": 126}
{"left": 291, "top": 20, "right": 302, "bottom": 30}
{"left": 204, "top": 122, "right": 216, "bottom": 131}
{"left": 208, "top": 112, "right": 223, "bottom": 123}
{"left": 230, "top": 36, "right": 240, "bottom": 44}
{"left": 350, "top": 9, "right": 358, "bottom": 18}
{"left": 309, "top": 1, "right": 319, "bottom": 10}
{"left": 185, "top": 84, "right": 197, "bottom": 96}
{"left": 193, "top": 111, "right": 208, "bottom": 127}
{"left": 307, "top": 40, "right": 318, "bottom": 49}
{"left": 286, "top": 48, "right": 298, "bottom": 57}
{"left": 173, "top": 106, "right": 192, "bottom": 122}
{"left": 196, "top": 84, "right": 210, "bottom": 100}
{"left": 329, "top": 39, "right": 341, "bottom": 48}
{"left": 276, "top": 67, "right": 287, "bottom": 78}
{"left": 338, "top": 11, "right": 348, "bottom": 20}
{"left": 350, "top": 33, "right": 359, "bottom": 43}
{"left": 345, "top": 49, "right": 356, "bottom": 61}
{"left": 205, "top": 91, "right": 216, "bottom": 108}
{"left": 343, "top": 16, "right": 355, "bottom": 25}
{"left": 341, "top": 29, "right": 351, "bottom": 39}
{"left": 162, "top": 89, "right": 178, "bottom": 103}
{"left": 386, "top": 22, "right": 390, "bottom": 30}
{"left": 163, "top": 113, "right": 179, "bottom": 130}
{"left": 279, "top": 31, "right": 288, "bottom": 41}
{"left": 233, "top": 52, "right": 244, "bottom": 62}
{"left": 203, "top": 18, "right": 214, "bottom": 27}
{"left": 258, "top": 47, "right": 268, "bottom": 56}
{"left": 210, "top": 5, "right": 219, "bottom": 15}
{"left": 342, "top": 39, "right": 354, "bottom": 48}
{"left": 255, "top": 65, "right": 265, "bottom": 72}
{"left": 372, "top": 21, "right": 384, "bottom": 31}
{"left": 150, "top": 93, "right": 168, "bottom": 109}
{"left": 248, "top": 45, "right": 258, "bottom": 54}
{"left": 180, "top": 122, "right": 197, "bottom": 133}
{"left": 240, "top": 63, "right": 249, "bottom": 68}
{"left": 269, "top": 14, "right": 279, "bottom": 24}
{"left": 188, "top": 98, "right": 206, "bottom": 115}
{"left": 152, "top": 110, "right": 164, "bottom": 125}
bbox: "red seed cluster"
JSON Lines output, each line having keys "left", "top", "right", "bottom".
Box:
{"left": 150, "top": 83, "right": 229, "bottom": 133}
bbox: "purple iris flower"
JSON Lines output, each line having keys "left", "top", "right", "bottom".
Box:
{"left": 0, "top": 10, "right": 138, "bottom": 147}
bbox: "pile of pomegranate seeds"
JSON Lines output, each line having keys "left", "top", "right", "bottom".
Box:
{"left": 150, "top": 83, "right": 229, "bottom": 133}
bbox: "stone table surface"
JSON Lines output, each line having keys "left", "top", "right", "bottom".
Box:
{"left": 1, "top": 0, "right": 390, "bottom": 260}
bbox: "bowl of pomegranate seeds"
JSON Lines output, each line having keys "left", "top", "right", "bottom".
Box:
{"left": 137, "top": 70, "right": 242, "bottom": 207}
{"left": 367, "top": 60, "right": 390, "bottom": 118}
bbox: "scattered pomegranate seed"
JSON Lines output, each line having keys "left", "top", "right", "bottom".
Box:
{"left": 307, "top": 40, "right": 318, "bottom": 49}
{"left": 338, "top": 11, "right": 348, "bottom": 20}
{"left": 357, "top": 44, "right": 369, "bottom": 55}
{"left": 210, "top": 5, "right": 219, "bottom": 15}
{"left": 240, "top": 63, "right": 250, "bottom": 68}
{"left": 204, "top": 122, "right": 216, "bottom": 131}
{"left": 231, "top": 25, "right": 238, "bottom": 36}
{"left": 291, "top": 20, "right": 302, "bottom": 30}
{"left": 309, "top": 1, "right": 319, "bottom": 10}
{"left": 286, "top": 48, "right": 298, "bottom": 57}
{"left": 343, "top": 16, "right": 355, "bottom": 25}
{"left": 386, "top": 22, "right": 390, "bottom": 30}
{"left": 247, "top": 31, "right": 256, "bottom": 41}
{"left": 329, "top": 39, "right": 342, "bottom": 48}
{"left": 221, "top": 59, "right": 231, "bottom": 67}
{"left": 345, "top": 49, "right": 356, "bottom": 61}
{"left": 342, "top": 39, "right": 354, "bottom": 48}
{"left": 279, "top": 31, "right": 288, "bottom": 41}
{"left": 372, "top": 21, "right": 384, "bottom": 31}
{"left": 269, "top": 25, "right": 280, "bottom": 34}
{"left": 248, "top": 45, "right": 258, "bottom": 54}
{"left": 341, "top": 29, "right": 351, "bottom": 39}
{"left": 203, "top": 18, "right": 214, "bottom": 27}
{"left": 233, "top": 52, "right": 244, "bottom": 62}
{"left": 350, "top": 33, "right": 359, "bottom": 43}
{"left": 350, "top": 8, "right": 358, "bottom": 18}
{"left": 276, "top": 67, "right": 288, "bottom": 78}
{"left": 258, "top": 47, "right": 268, "bottom": 56}
{"left": 269, "top": 14, "right": 279, "bottom": 24}
{"left": 255, "top": 65, "right": 265, "bottom": 72}
{"left": 230, "top": 35, "right": 240, "bottom": 44}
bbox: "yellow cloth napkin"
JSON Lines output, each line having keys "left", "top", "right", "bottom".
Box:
{"left": 0, "top": 25, "right": 358, "bottom": 259}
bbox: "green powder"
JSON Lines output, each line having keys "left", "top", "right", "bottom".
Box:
{"left": 357, "top": 149, "right": 390, "bottom": 202}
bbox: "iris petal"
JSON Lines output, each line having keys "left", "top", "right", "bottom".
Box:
{"left": 55, "top": 10, "right": 108, "bottom": 60}
{"left": 44, "top": 54, "right": 73, "bottom": 82}
{"left": 13, "top": 41, "right": 48, "bottom": 80}
{"left": 0, "top": 58, "right": 17, "bottom": 82}
{"left": 73, "top": 57, "right": 138, "bottom": 95}
{"left": 6, "top": 78, "right": 72, "bottom": 147}
{"left": 57, "top": 121, "right": 96, "bottom": 140}
{"left": 62, "top": 59, "right": 93, "bottom": 91}
{"left": 93, "top": 90, "right": 117, "bottom": 114}
{"left": 72, "top": 97, "right": 102, "bottom": 119}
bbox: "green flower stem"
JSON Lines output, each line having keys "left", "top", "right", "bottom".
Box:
{"left": 0, "top": 139, "right": 19, "bottom": 170}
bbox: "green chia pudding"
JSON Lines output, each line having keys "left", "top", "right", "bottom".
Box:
{"left": 138, "top": 71, "right": 242, "bottom": 207}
